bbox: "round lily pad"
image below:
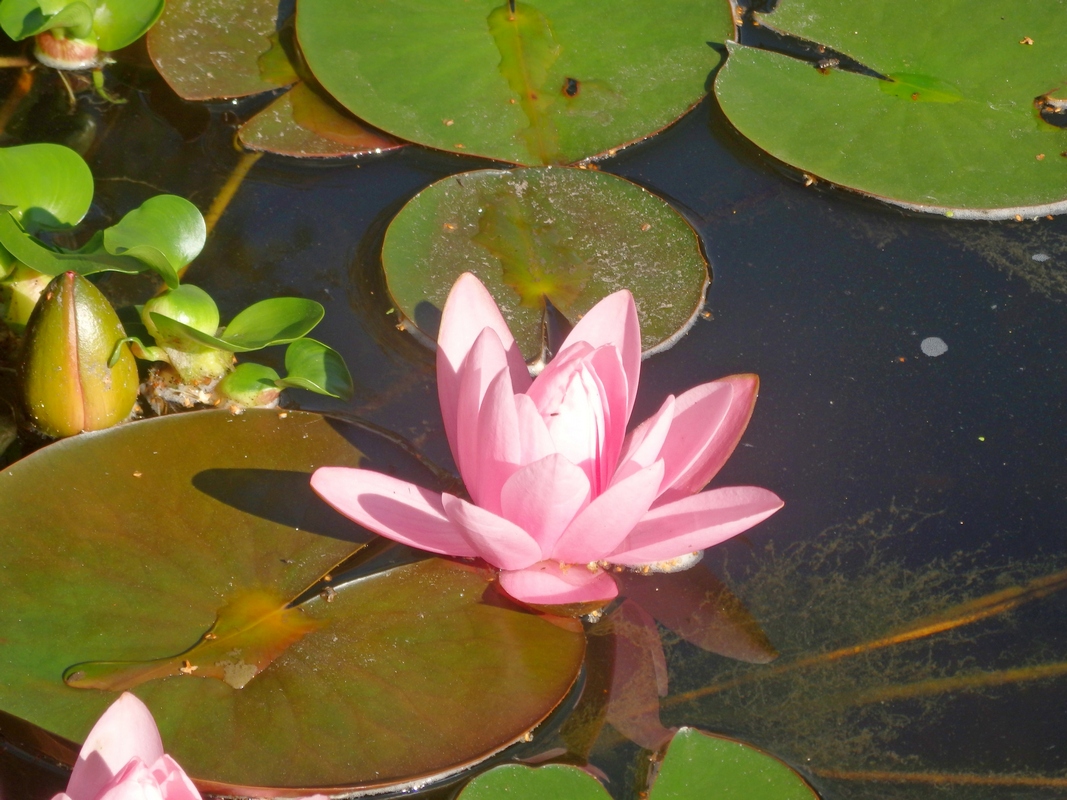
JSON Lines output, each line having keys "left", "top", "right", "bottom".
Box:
{"left": 714, "top": 0, "right": 1067, "bottom": 218}
{"left": 295, "top": 0, "right": 731, "bottom": 165}
{"left": 0, "top": 410, "right": 585, "bottom": 796}
{"left": 147, "top": 0, "right": 400, "bottom": 158}
{"left": 381, "top": 166, "right": 709, "bottom": 360}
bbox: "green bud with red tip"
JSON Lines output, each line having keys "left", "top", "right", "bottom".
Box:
{"left": 19, "top": 271, "right": 138, "bottom": 438}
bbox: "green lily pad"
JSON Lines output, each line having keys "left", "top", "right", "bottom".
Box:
{"left": 147, "top": 0, "right": 401, "bottom": 158}
{"left": 295, "top": 0, "right": 731, "bottom": 165}
{"left": 0, "top": 410, "right": 585, "bottom": 795}
{"left": 381, "top": 166, "right": 709, "bottom": 360}
{"left": 458, "top": 764, "right": 611, "bottom": 800}
{"left": 713, "top": 0, "right": 1067, "bottom": 218}
{"left": 648, "top": 728, "right": 817, "bottom": 799}
{"left": 457, "top": 728, "right": 817, "bottom": 799}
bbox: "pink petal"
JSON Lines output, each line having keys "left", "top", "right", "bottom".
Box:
{"left": 441, "top": 494, "right": 543, "bottom": 570}
{"left": 499, "top": 454, "right": 591, "bottom": 553}
{"left": 584, "top": 346, "right": 630, "bottom": 493}
{"left": 655, "top": 374, "right": 759, "bottom": 504}
{"left": 608, "top": 486, "right": 783, "bottom": 565}
{"left": 66, "top": 693, "right": 163, "bottom": 800}
{"left": 498, "top": 561, "right": 620, "bottom": 605}
{"left": 437, "top": 273, "right": 530, "bottom": 461}
{"left": 541, "top": 360, "right": 605, "bottom": 490}
{"left": 310, "top": 468, "right": 477, "bottom": 558}
{"left": 558, "top": 290, "right": 641, "bottom": 420}
{"left": 612, "top": 395, "right": 675, "bottom": 485}
{"left": 453, "top": 327, "right": 511, "bottom": 493}
{"left": 513, "top": 393, "right": 555, "bottom": 465}
{"left": 149, "top": 755, "right": 202, "bottom": 800}
{"left": 551, "top": 461, "right": 664, "bottom": 564}
{"left": 524, "top": 341, "right": 594, "bottom": 415}
{"left": 465, "top": 368, "right": 523, "bottom": 512}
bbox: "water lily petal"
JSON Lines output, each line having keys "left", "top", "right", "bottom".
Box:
{"left": 467, "top": 368, "right": 523, "bottom": 512}
{"left": 498, "top": 561, "right": 619, "bottom": 605}
{"left": 557, "top": 289, "right": 641, "bottom": 419}
{"left": 608, "top": 486, "right": 783, "bottom": 565}
{"left": 552, "top": 461, "right": 664, "bottom": 564}
{"left": 613, "top": 395, "right": 676, "bottom": 485}
{"left": 584, "top": 345, "right": 629, "bottom": 493}
{"left": 655, "top": 374, "right": 759, "bottom": 504}
{"left": 454, "top": 327, "right": 512, "bottom": 492}
{"left": 150, "top": 756, "right": 202, "bottom": 800}
{"left": 441, "top": 494, "right": 543, "bottom": 570}
{"left": 525, "top": 340, "right": 594, "bottom": 415}
{"left": 541, "top": 361, "right": 605, "bottom": 489}
{"left": 66, "top": 693, "right": 164, "bottom": 800}
{"left": 499, "top": 454, "right": 591, "bottom": 553}
{"left": 311, "top": 468, "right": 477, "bottom": 558}
{"left": 437, "top": 273, "right": 530, "bottom": 460}
{"left": 513, "top": 393, "right": 555, "bottom": 465}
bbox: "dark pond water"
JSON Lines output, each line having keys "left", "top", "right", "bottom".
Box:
{"left": 2, "top": 39, "right": 1066, "bottom": 800}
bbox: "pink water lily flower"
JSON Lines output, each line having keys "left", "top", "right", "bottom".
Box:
{"left": 52, "top": 693, "right": 201, "bottom": 800}
{"left": 312, "top": 273, "right": 783, "bottom": 606}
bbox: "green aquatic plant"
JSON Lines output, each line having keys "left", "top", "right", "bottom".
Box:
{"left": 456, "top": 727, "right": 817, "bottom": 799}
{"left": 19, "top": 270, "right": 137, "bottom": 437}
{"left": 0, "top": 0, "right": 164, "bottom": 70}
{"left": 0, "top": 143, "right": 202, "bottom": 331}
{"left": 125, "top": 282, "right": 353, "bottom": 410}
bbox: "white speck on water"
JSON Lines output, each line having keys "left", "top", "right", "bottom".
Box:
{"left": 920, "top": 337, "right": 948, "bottom": 357}
{"left": 1031, "top": 253, "right": 1050, "bottom": 262}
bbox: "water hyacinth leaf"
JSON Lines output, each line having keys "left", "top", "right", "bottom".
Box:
{"left": 214, "top": 361, "right": 282, "bottom": 407}
{"left": 0, "top": 410, "right": 585, "bottom": 795}
{"left": 0, "top": 143, "right": 93, "bottom": 231}
{"left": 458, "top": 764, "right": 611, "bottom": 800}
{"left": 648, "top": 728, "right": 817, "bottom": 800}
{"left": 102, "top": 195, "right": 206, "bottom": 289}
{"left": 0, "top": 212, "right": 151, "bottom": 278}
{"left": 221, "top": 297, "right": 324, "bottom": 348}
{"left": 277, "top": 337, "right": 354, "bottom": 399}
{"left": 382, "top": 166, "right": 708, "bottom": 360}
{"left": 148, "top": 297, "right": 323, "bottom": 353}
{"left": 91, "top": 0, "right": 165, "bottom": 51}
{"left": 0, "top": 0, "right": 94, "bottom": 41}
{"left": 295, "top": 0, "right": 731, "bottom": 165}
{"left": 713, "top": 0, "right": 1067, "bottom": 218}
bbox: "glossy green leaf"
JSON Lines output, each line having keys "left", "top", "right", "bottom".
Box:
{"left": 458, "top": 764, "right": 611, "bottom": 800}
{"left": 0, "top": 143, "right": 93, "bottom": 232}
{"left": 648, "top": 728, "right": 818, "bottom": 800}
{"left": 0, "top": 410, "right": 586, "bottom": 795}
{"left": 222, "top": 296, "right": 324, "bottom": 347}
{"left": 714, "top": 0, "right": 1067, "bottom": 218}
{"left": 149, "top": 297, "right": 323, "bottom": 353}
{"left": 295, "top": 0, "right": 732, "bottom": 165}
{"left": 277, "top": 337, "right": 354, "bottom": 399}
{"left": 92, "top": 0, "right": 164, "bottom": 51}
{"left": 0, "top": 0, "right": 95, "bottom": 41}
{"left": 102, "top": 195, "right": 206, "bottom": 289}
{"left": 0, "top": 211, "right": 151, "bottom": 278}
{"left": 382, "top": 166, "right": 708, "bottom": 359}
{"left": 214, "top": 361, "right": 281, "bottom": 407}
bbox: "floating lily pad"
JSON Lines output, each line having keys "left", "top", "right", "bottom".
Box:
{"left": 295, "top": 0, "right": 731, "bottom": 165}
{"left": 648, "top": 728, "right": 818, "bottom": 799}
{"left": 714, "top": 0, "right": 1067, "bottom": 218}
{"left": 457, "top": 728, "right": 817, "bottom": 798}
{"left": 0, "top": 410, "right": 585, "bottom": 796}
{"left": 147, "top": 0, "right": 400, "bottom": 158}
{"left": 381, "top": 167, "right": 709, "bottom": 360}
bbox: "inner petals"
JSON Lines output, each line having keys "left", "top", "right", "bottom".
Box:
{"left": 499, "top": 454, "right": 591, "bottom": 554}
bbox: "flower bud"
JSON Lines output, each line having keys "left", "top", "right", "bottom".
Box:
{"left": 20, "top": 272, "right": 138, "bottom": 438}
